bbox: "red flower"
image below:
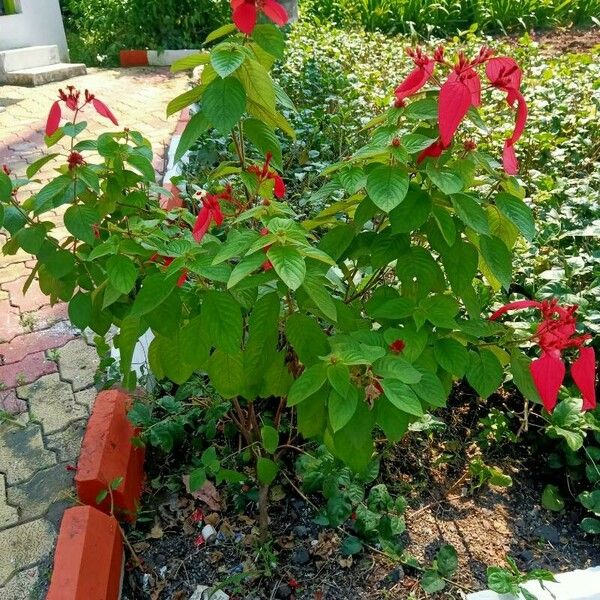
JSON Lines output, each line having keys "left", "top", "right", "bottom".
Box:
{"left": 193, "top": 194, "right": 224, "bottom": 243}
{"left": 490, "top": 300, "right": 596, "bottom": 412}
{"left": 2, "top": 164, "right": 10, "bottom": 175}
{"left": 67, "top": 151, "right": 86, "bottom": 170}
{"left": 417, "top": 139, "right": 447, "bottom": 164}
{"left": 288, "top": 578, "right": 300, "bottom": 590}
{"left": 394, "top": 47, "right": 436, "bottom": 104}
{"left": 151, "top": 254, "right": 188, "bottom": 287}
{"left": 191, "top": 508, "right": 204, "bottom": 523}
{"left": 486, "top": 57, "right": 528, "bottom": 175}
{"left": 45, "top": 86, "right": 118, "bottom": 137}
{"left": 248, "top": 153, "right": 285, "bottom": 198}
{"left": 231, "top": 0, "right": 288, "bottom": 35}
{"left": 389, "top": 339, "right": 406, "bottom": 354}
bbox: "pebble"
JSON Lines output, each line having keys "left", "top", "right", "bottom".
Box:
{"left": 276, "top": 584, "right": 293, "bottom": 599}
{"left": 388, "top": 566, "right": 404, "bottom": 583}
{"left": 293, "top": 525, "right": 309, "bottom": 538}
{"left": 291, "top": 548, "right": 310, "bottom": 565}
{"left": 534, "top": 524, "right": 560, "bottom": 545}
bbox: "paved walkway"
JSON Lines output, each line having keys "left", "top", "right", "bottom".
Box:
{"left": 0, "top": 67, "right": 186, "bottom": 598}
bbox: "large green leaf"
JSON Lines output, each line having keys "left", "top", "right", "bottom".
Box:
{"left": 466, "top": 349, "right": 504, "bottom": 398}
{"left": 175, "top": 111, "right": 210, "bottom": 162}
{"left": 64, "top": 204, "right": 100, "bottom": 245}
{"left": 480, "top": 234, "right": 512, "bottom": 290}
{"left": 202, "top": 290, "right": 243, "bottom": 353}
{"left": 130, "top": 274, "right": 175, "bottom": 317}
{"left": 211, "top": 45, "right": 246, "bottom": 77}
{"left": 451, "top": 193, "right": 489, "bottom": 235}
{"left": 267, "top": 245, "right": 306, "bottom": 290}
{"left": 287, "top": 363, "right": 328, "bottom": 406}
{"left": 329, "top": 388, "right": 358, "bottom": 432}
{"left": 380, "top": 380, "right": 423, "bottom": 416}
{"left": 243, "top": 118, "right": 282, "bottom": 170}
{"left": 366, "top": 164, "right": 409, "bottom": 212}
{"left": 106, "top": 255, "right": 138, "bottom": 294}
{"left": 285, "top": 314, "right": 330, "bottom": 366}
{"left": 434, "top": 338, "right": 469, "bottom": 377}
{"left": 202, "top": 77, "right": 246, "bottom": 134}
{"left": 495, "top": 193, "right": 535, "bottom": 242}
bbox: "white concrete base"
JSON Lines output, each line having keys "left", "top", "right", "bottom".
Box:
{"left": 468, "top": 566, "right": 600, "bottom": 600}
{"left": 0, "top": 44, "right": 59, "bottom": 72}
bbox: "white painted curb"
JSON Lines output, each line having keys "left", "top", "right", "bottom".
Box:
{"left": 468, "top": 566, "right": 600, "bottom": 600}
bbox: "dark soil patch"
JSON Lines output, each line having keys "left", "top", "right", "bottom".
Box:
{"left": 500, "top": 26, "right": 600, "bottom": 54}
{"left": 121, "top": 387, "right": 600, "bottom": 599}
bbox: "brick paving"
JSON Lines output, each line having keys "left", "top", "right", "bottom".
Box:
{"left": 0, "top": 66, "right": 187, "bottom": 598}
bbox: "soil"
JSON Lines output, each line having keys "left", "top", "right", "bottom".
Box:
{"left": 501, "top": 26, "right": 600, "bottom": 54}
{"left": 121, "top": 387, "right": 600, "bottom": 600}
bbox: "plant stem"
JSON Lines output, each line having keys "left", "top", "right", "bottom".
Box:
{"left": 258, "top": 483, "right": 270, "bottom": 541}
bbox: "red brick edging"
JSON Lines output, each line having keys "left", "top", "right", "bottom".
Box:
{"left": 47, "top": 389, "right": 145, "bottom": 599}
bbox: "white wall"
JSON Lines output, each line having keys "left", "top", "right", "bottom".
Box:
{"left": 0, "top": 0, "right": 69, "bottom": 61}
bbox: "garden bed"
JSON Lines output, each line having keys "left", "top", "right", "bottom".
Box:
{"left": 122, "top": 391, "right": 600, "bottom": 599}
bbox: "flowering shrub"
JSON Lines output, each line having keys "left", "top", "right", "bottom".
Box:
{"left": 0, "top": 1, "right": 596, "bottom": 536}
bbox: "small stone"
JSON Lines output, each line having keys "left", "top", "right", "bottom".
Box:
{"left": 190, "top": 585, "right": 229, "bottom": 600}
{"left": 534, "top": 524, "right": 560, "bottom": 545}
{"left": 291, "top": 548, "right": 310, "bottom": 565}
{"left": 517, "top": 549, "right": 534, "bottom": 567}
{"left": 293, "top": 525, "right": 309, "bottom": 538}
{"left": 276, "top": 584, "right": 292, "bottom": 599}
{"left": 388, "top": 566, "right": 404, "bottom": 583}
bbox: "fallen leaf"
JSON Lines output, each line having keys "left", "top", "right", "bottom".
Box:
{"left": 148, "top": 523, "right": 164, "bottom": 539}
{"left": 182, "top": 476, "right": 221, "bottom": 511}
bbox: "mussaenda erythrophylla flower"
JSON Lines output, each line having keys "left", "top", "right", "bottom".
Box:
{"left": 45, "top": 86, "right": 118, "bottom": 136}
{"left": 231, "top": 0, "right": 288, "bottom": 35}
{"left": 490, "top": 299, "right": 596, "bottom": 413}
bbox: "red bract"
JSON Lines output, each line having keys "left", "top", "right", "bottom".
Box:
{"left": 67, "top": 151, "right": 85, "bottom": 170}
{"left": 490, "top": 300, "right": 596, "bottom": 412}
{"left": 231, "top": 0, "right": 288, "bottom": 35}
{"left": 486, "top": 57, "right": 528, "bottom": 175}
{"left": 389, "top": 339, "right": 406, "bottom": 354}
{"left": 151, "top": 254, "right": 188, "bottom": 287}
{"left": 2, "top": 164, "right": 10, "bottom": 175}
{"left": 45, "top": 86, "right": 118, "bottom": 137}
{"left": 394, "top": 47, "right": 436, "bottom": 104}
{"left": 193, "top": 194, "right": 225, "bottom": 243}
{"left": 248, "top": 153, "right": 286, "bottom": 198}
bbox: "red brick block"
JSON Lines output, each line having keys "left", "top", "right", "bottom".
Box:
{"left": 47, "top": 505, "right": 123, "bottom": 600}
{"left": 119, "top": 50, "right": 149, "bottom": 67}
{"left": 75, "top": 389, "right": 145, "bottom": 521}
{"left": 0, "top": 351, "right": 57, "bottom": 388}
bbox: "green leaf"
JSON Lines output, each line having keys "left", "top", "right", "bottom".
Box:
{"left": 68, "top": 292, "right": 92, "bottom": 330}
{"left": 380, "top": 380, "right": 423, "bottom": 417}
{"left": 510, "top": 350, "right": 541, "bottom": 404}
{"left": 401, "top": 133, "right": 437, "bottom": 154}
{"left": 205, "top": 23, "right": 237, "bottom": 44}
{"left": 252, "top": 24, "right": 285, "bottom": 59}
{"left": 175, "top": 111, "right": 210, "bottom": 163}
{"left": 267, "top": 245, "right": 306, "bottom": 290}
{"left": 171, "top": 51, "right": 210, "bottom": 72}
{"left": 0, "top": 171, "right": 12, "bottom": 201}
{"left": 341, "top": 535, "right": 363, "bottom": 556}
{"left": 285, "top": 314, "right": 330, "bottom": 367}
{"left": 389, "top": 186, "right": 432, "bottom": 233}
{"left": 227, "top": 252, "right": 265, "bottom": 288}
{"left": 257, "top": 457, "right": 279, "bottom": 485}
{"left": 542, "top": 484, "right": 565, "bottom": 512}
{"left": 412, "top": 372, "right": 447, "bottom": 408}
{"left": 480, "top": 235, "right": 512, "bottom": 290}
{"left": 64, "top": 204, "right": 99, "bottom": 245}
{"left": 202, "top": 290, "right": 242, "bottom": 354}
{"left": 126, "top": 153, "right": 155, "bottom": 181}
{"left": 327, "top": 363, "right": 351, "bottom": 397}
{"left": 261, "top": 426, "right": 279, "bottom": 454}
{"left": 366, "top": 164, "right": 409, "bottom": 212}
{"left": 421, "top": 570, "right": 445, "bottom": 594}
{"left": 287, "top": 363, "right": 328, "bottom": 407}
{"left": 496, "top": 193, "right": 535, "bottom": 242}
{"left": 206, "top": 349, "right": 245, "bottom": 398}
{"left": 189, "top": 467, "right": 207, "bottom": 492}
{"left": 436, "top": 544, "right": 458, "bottom": 578}
{"left": 106, "top": 255, "right": 137, "bottom": 294}
{"left": 202, "top": 76, "right": 246, "bottom": 134}
{"left": 130, "top": 274, "right": 175, "bottom": 317}
{"left": 26, "top": 154, "right": 59, "bottom": 179}
{"left": 579, "top": 490, "right": 600, "bottom": 514}
{"left": 451, "top": 193, "right": 489, "bottom": 235}
{"left": 373, "top": 356, "right": 422, "bottom": 384}
{"left": 487, "top": 568, "right": 516, "bottom": 594}
{"left": 33, "top": 175, "right": 72, "bottom": 214}
{"left": 434, "top": 338, "right": 469, "bottom": 377}
{"left": 244, "top": 118, "right": 282, "bottom": 170}
{"left": 329, "top": 388, "right": 357, "bottom": 432}
{"left": 211, "top": 45, "right": 246, "bottom": 77}
{"left": 466, "top": 350, "right": 504, "bottom": 398}
{"left": 426, "top": 163, "right": 463, "bottom": 194}
{"left": 166, "top": 85, "right": 204, "bottom": 117}
{"left": 302, "top": 272, "right": 337, "bottom": 321}
{"left": 581, "top": 517, "right": 600, "bottom": 534}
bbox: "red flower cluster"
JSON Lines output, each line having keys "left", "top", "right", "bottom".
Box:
{"left": 248, "top": 153, "right": 286, "bottom": 199}
{"left": 389, "top": 339, "right": 406, "bottom": 354}
{"left": 395, "top": 47, "right": 527, "bottom": 174}
{"left": 67, "top": 151, "right": 85, "bottom": 170}
{"left": 192, "top": 191, "right": 225, "bottom": 243}
{"left": 46, "top": 86, "right": 118, "bottom": 136}
{"left": 491, "top": 300, "right": 596, "bottom": 412}
{"left": 231, "top": 0, "right": 288, "bottom": 35}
